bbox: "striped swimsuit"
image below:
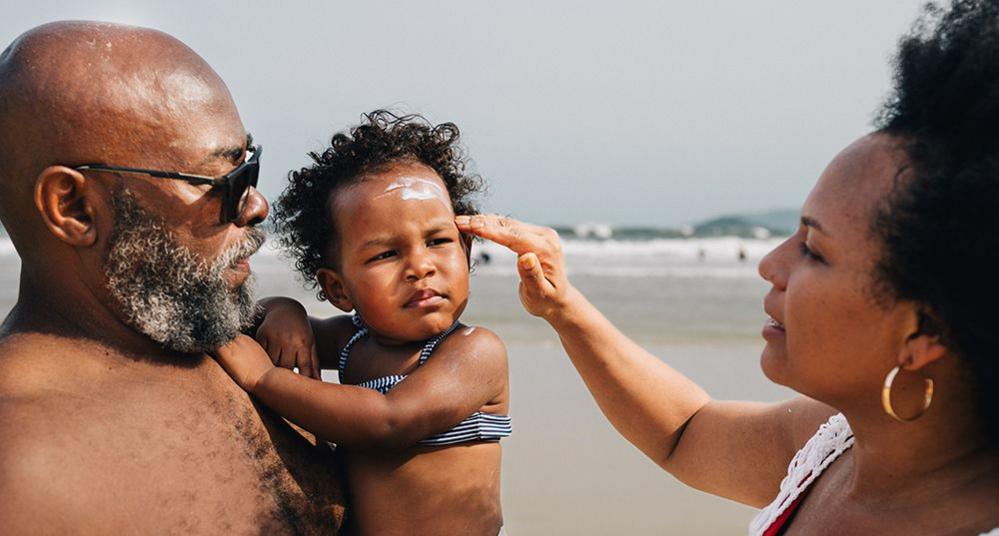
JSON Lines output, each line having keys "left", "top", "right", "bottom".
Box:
{"left": 338, "top": 316, "right": 512, "bottom": 446}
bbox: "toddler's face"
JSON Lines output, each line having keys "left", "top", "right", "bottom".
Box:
{"left": 326, "top": 162, "right": 470, "bottom": 342}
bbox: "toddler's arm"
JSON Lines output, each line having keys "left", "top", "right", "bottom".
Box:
{"left": 212, "top": 327, "right": 508, "bottom": 450}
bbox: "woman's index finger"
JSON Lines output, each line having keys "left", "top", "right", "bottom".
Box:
{"left": 456, "top": 214, "right": 537, "bottom": 253}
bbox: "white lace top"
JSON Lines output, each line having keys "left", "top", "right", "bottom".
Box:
{"left": 748, "top": 413, "right": 998, "bottom": 536}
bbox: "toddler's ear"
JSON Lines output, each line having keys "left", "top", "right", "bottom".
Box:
{"left": 317, "top": 268, "right": 354, "bottom": 313}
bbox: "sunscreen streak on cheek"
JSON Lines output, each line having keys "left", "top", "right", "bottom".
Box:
{"left": 378, "top": 177, "right": 450, "bottom": 208}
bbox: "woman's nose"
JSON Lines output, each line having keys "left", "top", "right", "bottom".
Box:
{"left": 759, "top": 237, "right": 790, "bottom": 290}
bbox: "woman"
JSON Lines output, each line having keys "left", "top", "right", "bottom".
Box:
{"left": 457, "top": 1, "right": 999, "bottom": 533}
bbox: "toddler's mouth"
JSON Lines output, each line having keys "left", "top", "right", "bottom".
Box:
{"left": 405, "top": 288, "right": 446, "bottom": 309}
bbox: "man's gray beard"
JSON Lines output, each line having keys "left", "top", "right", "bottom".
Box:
{"left": 104, "top": 192, "right": 265, "bottom": 354}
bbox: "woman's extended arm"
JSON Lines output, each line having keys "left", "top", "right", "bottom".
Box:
{"left": 456, "top": 214, "right": 833, "bottom": 506}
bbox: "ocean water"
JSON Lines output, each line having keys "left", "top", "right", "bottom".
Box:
{"left": 0, "top": 235, "right": 793, "bottom": 534}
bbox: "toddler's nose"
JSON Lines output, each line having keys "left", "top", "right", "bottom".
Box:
{"left": 405, "top": 250, "right": 436, "bottom": 281}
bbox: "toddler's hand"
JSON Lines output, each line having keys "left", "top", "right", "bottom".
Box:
{"left": 256, "top": 298, "right": 321, "bottom": 379}
{"left": 212, "top": 334, "right": 276, "bottom": 393}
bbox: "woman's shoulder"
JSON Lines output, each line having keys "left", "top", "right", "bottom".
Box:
{"left": 749, "top": 413, "right": 854, "bottom": 535}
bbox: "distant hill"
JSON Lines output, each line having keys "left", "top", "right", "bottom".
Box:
{"left": 739, "top": 209, "right": 800, "bottom": 234}
{"left": 694, "top": 209, "right": 798, "bottom": 238}
{"left": 550, "top": 208, "right": 798, "bottom": 241}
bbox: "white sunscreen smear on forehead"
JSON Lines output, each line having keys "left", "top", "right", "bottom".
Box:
{"left": 462, "top": 326, "right": 477, "bottom": 336}
{"left": 378, "top": 177, "right": 450, "bottom": 207}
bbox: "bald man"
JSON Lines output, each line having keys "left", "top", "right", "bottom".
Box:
{"left": 0, "top": 22, "right": 344, "bottom": 534}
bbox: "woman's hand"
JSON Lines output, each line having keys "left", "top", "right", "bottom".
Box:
{"left": 212, "top": 334, "right": 276, "bottom": 393}
{"left": 255, "top": 297, "right": 321, "bottom": 379}
{"left": 456, "top": 214, "right": 577, "bottom": 321}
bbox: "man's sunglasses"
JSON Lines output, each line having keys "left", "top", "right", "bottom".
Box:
{"left": 75, "top": 139, "right": 261, "bottom": 224}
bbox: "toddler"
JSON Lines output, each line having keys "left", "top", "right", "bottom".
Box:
{"left": 213, "top": 111, "right": 510, "bottom": 535}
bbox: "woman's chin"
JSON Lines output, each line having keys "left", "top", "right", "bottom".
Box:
{"left": 759, "top": 346, "right": 790, "bottom": 386}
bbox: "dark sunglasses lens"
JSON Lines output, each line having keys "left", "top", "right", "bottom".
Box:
{"left": 225, "top": 163, "right": 258, "bottom": 222}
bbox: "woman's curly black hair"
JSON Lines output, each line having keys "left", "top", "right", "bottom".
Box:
{"left": 273, "top": 110, "right": 484, "bottom": 300}
{"left": 873, "top": 0, "right": 999, "bottom": 443}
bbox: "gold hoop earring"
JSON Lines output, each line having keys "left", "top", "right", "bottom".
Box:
{"left": 881, "top": 365, "right": 934, "bottom": 423}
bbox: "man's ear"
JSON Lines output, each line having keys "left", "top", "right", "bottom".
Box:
{"left": 33, "top": 166, "right": 99, "bottom": 247}
{"left": 899, "top": 309, "right": 950, "bottom": 371}
{"left": 317, "top": 268, "right": 354, "bottom": 313}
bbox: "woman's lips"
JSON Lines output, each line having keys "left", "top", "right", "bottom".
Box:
{"left": 762, "top": 316, "right": 786, "bottom": 339}
{"left": 405, "top": 289, "right": 445, "bottom": 308}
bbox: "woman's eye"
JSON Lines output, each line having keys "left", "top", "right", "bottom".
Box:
{"left": 800, "top": 242, "right": 824, "bottom": 263}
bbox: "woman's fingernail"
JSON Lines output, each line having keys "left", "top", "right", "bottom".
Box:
{"left": 455, "top": 216, "right": 470, "bottom": 225}
{"left": 520, "top": 255, "right": 536, "bottom": 270}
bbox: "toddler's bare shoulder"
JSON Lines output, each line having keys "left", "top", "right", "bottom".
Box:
{"left": 442, "top": 326, "right": 508, "bottom": 364}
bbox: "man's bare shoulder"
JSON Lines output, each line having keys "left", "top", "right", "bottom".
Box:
{"left": 0, "top": 333, "right": 104, "bottom": 399}
{"left": 0, "top": 334, "right": 98, "bottom": 499}
{"left": 0, "top": 396, "right": 91, "bottom": 533}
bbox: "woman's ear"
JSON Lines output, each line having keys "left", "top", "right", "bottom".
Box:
{"left": 34, "top": 166, "right": 99, "bottom": 247}
{"left": 899, "top": 309, "right": 950, "bottom": 371}
{"left": 317, "top": 268, "right": 354, "bottom": 313}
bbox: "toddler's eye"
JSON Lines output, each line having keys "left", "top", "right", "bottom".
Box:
{"left": 369, "top": 250, "right": 396, "bottom": 262}
{"left": 428, "top": 238, "right": 452, "bottom": 247}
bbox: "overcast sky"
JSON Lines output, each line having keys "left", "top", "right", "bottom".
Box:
{"left": 3, "top": 1, "right": 927, "bottom": 226}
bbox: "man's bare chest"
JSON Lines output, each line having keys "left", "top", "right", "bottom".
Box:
{"left": 47, "top": 374, "right": 345, "bottom": 534}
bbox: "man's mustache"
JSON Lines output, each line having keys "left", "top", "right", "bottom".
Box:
{"left": 215, "top": 228, "right": 267, "bottom": 270}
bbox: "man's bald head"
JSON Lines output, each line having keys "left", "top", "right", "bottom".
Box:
{"left": 0, "top": 21, "right": 244, "bottom": 251}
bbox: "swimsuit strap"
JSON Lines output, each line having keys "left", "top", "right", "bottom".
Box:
{"left": 338, "top": 314, "right": 368, "bottom": 378}
{"left": 418, "top": 321, "right": 461, "bottom": 365}
{"left": 339, "top": 314, "right": 461, "bottom": 375}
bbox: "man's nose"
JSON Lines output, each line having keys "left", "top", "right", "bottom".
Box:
{"left": 232, "top": 186, "right": 269, "bottom": 227}
{"left": 405, "top": 248, "right": 436, "bottom": 281}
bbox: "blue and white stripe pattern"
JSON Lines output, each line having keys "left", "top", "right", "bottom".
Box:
{"left": 338, "top": 315, "right": 512, "bottom": 446}
{"left": 420, "top": 411, "right": 513, "bottom": 446}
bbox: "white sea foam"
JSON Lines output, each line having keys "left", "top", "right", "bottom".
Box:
{"left": 473, "top": 262, "right": 760, "bottom": 279}
{"left": 475, "top": 237, "right": 784, "bottom": 260}
{"left": 2, "top": 235, "right": 783, "bottom": 281}
{"left": 469, "top": 237, "right": 782, "bottom": 278}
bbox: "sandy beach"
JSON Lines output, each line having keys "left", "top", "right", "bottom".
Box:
{"left": 1, "top": 236, "right": 792, "bottom": 534}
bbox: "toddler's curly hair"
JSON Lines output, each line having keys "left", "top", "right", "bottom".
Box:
{"left": 273, "top": 110, "right": 484, "bottom": 300}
